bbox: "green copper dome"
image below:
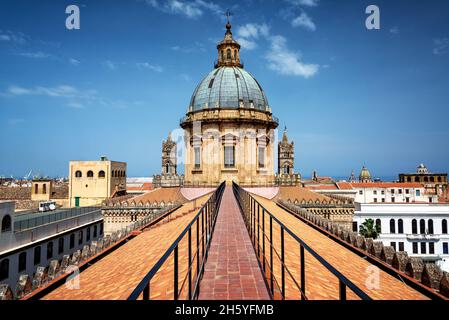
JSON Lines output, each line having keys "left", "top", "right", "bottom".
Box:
{"left": 189, "top": 66, "right": 269, "bottom": 112}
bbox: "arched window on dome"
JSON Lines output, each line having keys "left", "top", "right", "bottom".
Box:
{"left": 221, "top": 50, "right": 224, "bottom": 61}
{"left": 234, "top": 49, "right": 237, "bottom": 61}
{"left": 226, "top": 48, "right": 231, "bottom": 60}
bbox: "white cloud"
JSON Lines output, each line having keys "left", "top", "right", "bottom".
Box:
{"left": 6, "top": 85, "right": 91, "bottom": 98}
{"left": 136, "top": 62, "right": 164, "bottom": 72}
{"left": 0, "top": 34, "right": 11, "bottom": 41}
{"left": 143, "top": 0, "right": 222, "bottom": 19}
{"left": 265, "top": 35, "right": 319, "bottom": 78}
{"left": 236, "top": 23, "right": 270, "bottom": 50}
{"left": 291, "top": 12, "right": 316, "bottom": 31}
{"left": 69, "top": 58, "right": 80, "bottom": 66}
{"left": 433, "top": 38, "right": 449, "bottom": 55}
{"left": 287, "top": 0, "right": 319, "bottom": 7}
{"left": 389, "top": 26, "right": 399, "bottom": 35}
{"left": 17, "top": 51, "right": 51, "bottom": 59}
{"left": 103, "top": 60, "right": 117, "bottom": 70}
{"left": 0, "top": 30, "right": 27, "bottom": 44}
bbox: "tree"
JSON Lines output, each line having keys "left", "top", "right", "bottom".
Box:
{"left": 359, "top": 218, "right": 381, "bottom": 239}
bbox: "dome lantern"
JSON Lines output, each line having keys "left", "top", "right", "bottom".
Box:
{"left": 215, "top": 12, "right": 243, "bottom": 68}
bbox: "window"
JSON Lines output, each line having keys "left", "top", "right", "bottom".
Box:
{"left": 94, "top": 225, "right": 98, "bottom": 238}
{"left": 0, "top": 259, "right": 9, "bottom": 280}
{"left": 412, "top": 219, "right": 418, "bottom": 234}
{"left": 381, "top": 198, "right": 385, "bottom": 203}
{"left": 224, "top": 146, "right": 235, "bottom": 168}
{"left": 18, "top": 252, "right": 27, "bottom": 272}
{"left": 58, "top": 238, "right": 64, "bottom": 254}
{"left": 70, "top": 234, "right": 75, "bottom": 249}
{"left": 399, "top": 242, "right": 404, "bottom": 251}
{"left": 100, "top": 223, "right": 104, "bottom": 235}
{"left": 415, "top": 177, "right": 420, "bottom": 183}
{"left": 398, "top": 189, "right": 402, "bottom": 194}
{"left": 283, "top": 165, "right": 290, "bottom": 175}
{"left": 1, "top": 215, "right": 12, "bottom": 232}
{"left": 443, "top": 220, "right": 448, "bottom": 234}
{"left": 412, "top": 242, "right": 418, "bottom": 254}
{"left": 373, "top": 198, "right": 377, "bottom": 203}
{"left": 420, "top": 219, "right": 426, "bottom": 234}
{"left": 429, "top": 242, "right": 435, "bottom": 254}
{"left": 391, "top": 197, "right": 395, "bottom": 203}
{"left": 421, "top": 242, "right": 426, "bottom": 254}
{"left": 75, "top": 170, "right": 82, "bottom": 178}
{"left": 352, "top": 222, "right": 358, "bottom": 232}
{"left": 79, "top": 230, "right": 83, "bottom": 244}
{"left": 405, "top": 189, "right": 410, "bottom": 194}
{"left": 99, "top": 170, "right": 105, "bottom": 178}
{"left": 428, "top": 219, "right": 434, "bottom": 234}
{"left": 258, "top": 146, "right": 265, "bottom": 168}
{"left": 34, "top": 184, "right": 39, "bottom": 194}
{"left": 406, "top": 197, "right": 410, "bottom": 203}
{"left": 373, "top": 190, "right": 377, "bottom": 195}
{"left": 390, "top": 219, "right": 396, "bottom": 234}
{"left": 34, "top": 246, "right": 41, "bottom": 266}
{"left": 226, "top": 48, "right": 231, "bottom": 59}
{"left": 47, "top": 242, "right": 53, "bottom": 259}
{"left": 194, "top": 147, "right": 201, "bottom": 169}
{"left": 416, "top": 190, "right": 421, "bottom": 196}
{"left": 43, "top": 184, "right": 47, "bottom": 194}
{"left": 381, "top": 190, "right": 385, "bottom": 195}
{"left": 391, "top": 189, "right": 395, "bottom": 194}
{"left": 398, "top": 219, "right": 404, "bottom": 234}
{"left": 87, "top": 170, "right": 94, "bottom": 178}
{"left": 429, "top": 197, "right": 433, "bottom": 203}
{"left": 390, "top": 242, "right": 396, "bottom": 250}
{"left": 359, "top": 190, "right": 363, "bottom": 195}
{"left": 86, "top": 227, "right": 91, "bottom": 241}
{"left": 375, "top": 219, "right": 382, "bottom": 233}
{"left": 444, "top": 242, "right": 449, "bottom": 254}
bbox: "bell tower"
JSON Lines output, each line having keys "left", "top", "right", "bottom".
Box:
{"left": 278, "top": 128, "right": 295, "bottom": 175}
{"left": 162, "top": 132, "right": 177, "bottom": 175}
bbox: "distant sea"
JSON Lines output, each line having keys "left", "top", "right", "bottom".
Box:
{"left": 304, "top": 176, "right": 399, "bottom": 182}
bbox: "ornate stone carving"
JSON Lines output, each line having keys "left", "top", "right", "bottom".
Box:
{"left": 380, "top": 246, "right": 395, "bottom": 265}
{"left": 392, "top": 252, "right": 409, "bottom": 272}
{"left": 405, "top": 257, "right": 425, "bottom": 281}
{"left": 421, "top": 263, "right": 443, "bottom": 290}
{"left": 15, "top": 274, "right": 32, "bottom": 299}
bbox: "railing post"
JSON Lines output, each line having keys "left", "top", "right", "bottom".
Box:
{"left": 281, "top": 227, "right": 285, "bottom": 300}
{"left": 196, "top": 219, "right": 200, "bottom": 282}
{"left": 269, "top": 215, "right": 274, "bottom": 295}
{"left": 174, "top": 245, "right": 178, "bottom": 300}
{"left": 257, "top": 203, "right": 260, "bottom": 258}
{"left": 262, "top": 208, "right": 265, "bottom": 272}
{"left": 339, "top": 280, "right": 347, "bottom": 300}
{"left": 201, "top": 210, "right": 205, "bottom": 260}
{"left": 300, "top": 244, "right": 305, "bottom": 300}
{"left": 143, "top": 282, "right": 150, "bottom": 300}
{"left": 188, "top": 228, "right": 192, "bottom": 300}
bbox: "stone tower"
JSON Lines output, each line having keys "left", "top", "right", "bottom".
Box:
{"left": 162, "top": 132, "right": 177, "bottom": 175}
{"left": 278, "top": 128, "right": 294, "bottom": 175}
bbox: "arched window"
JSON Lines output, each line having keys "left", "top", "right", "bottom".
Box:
{"left": 0, "top": 259, "right": 9, "bottom": 280}
{"left": 34, "top": 184, "right": 39, "bottom": 194}
{"left": 415, "top": 177, "right": 420, "bottom": 182}
{"left": 58, "top": 237, "right": 64, "bottom": 254}
{"left": 420, "top": 219, "right": 426, "bottom": 234}
{"left": 78, "top": 230, "right": 83, "bottom": 244}
{"left": 234, "top": 49, "right": 237, "bottom": 60}
{"left": 1, "top": 215, "right": 12, "bottom": 232}
{"left": 75, "top": 170, "right": 82, "bottom": 178}
{"left": 398, "top": 219, "right": 404, "bottom": 234}
{"left": 34, "top": 246, "right": 41, "bottom": 265}
{"left": 86, "top": 227, "right": 91, "bottom": 241}
{"left": 87, "top": 170, "right": 94, "bottom": 178}
{"left": 428, "top": 219, "right": 434, "bottom": 234}
{"left": 412, "top": 219, "right": 417, "bottom": 234}
{"left": 221, "top": 50, "right": 224, "bottom": 61}
{"left": 47, "top": 242, "right": 53, "bottom": 259}
{"left": 94, "top": 225, "right": 98, "bottom": 238}
{"left": 98, "top": 170, "right": 105, "bottom": 178}
{"left": 390, "top": 219, "right": 396, "bottom": 234}
{"left": 43, "top": 184, "right": 47, "bottom": 194}
{"left": 375, "top": 219, "right": 382, "bottom": 233}
{"left": 18, "top": 252, "right": 27, "bottom": 272}
{"left": 407, "top": 177, "right": 411, "bottom": 182}
{"left": 70, "top": 234, "right": 75, "bottom": 249}
{"left": 442, "top": 219, "right": 448, "bottom": 234}
{"left": 227, "top": 48, "right": 231, "bottom": 59}
{"left": 438, "top": 176, "right": 442, "bottom": 183}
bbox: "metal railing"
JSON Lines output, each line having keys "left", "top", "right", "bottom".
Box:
{"left": 127, "top": 182, "right": 225, "bottom": 300}
{"left": 232, "top": 182, "right": 372, "bottom": 300}
{"left": 14, "top": 206, "right": 101, "bottom": 232}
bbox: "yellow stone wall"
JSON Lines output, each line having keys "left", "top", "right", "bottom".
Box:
{"left": 31, "top": 181, "right": 52, "bottom": 201}
{"left": 68, "top": 160, "right": 126, "bottom": 207}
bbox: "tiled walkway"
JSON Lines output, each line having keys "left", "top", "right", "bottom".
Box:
{"left": 42, "top": 194, "right": 211, "bottom": 300}
{"left": 198, "top": 187, "right": 270, "bottom": 300}
{"left": 254, "top": 195, "right": 428, "bottom": 300}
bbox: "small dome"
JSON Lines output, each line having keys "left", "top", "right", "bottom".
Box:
{"left": 359, "top": 166, "right": 372, "bottom": 182}
{"left": 189, "top": 66, "right": 269, "bottom": 112}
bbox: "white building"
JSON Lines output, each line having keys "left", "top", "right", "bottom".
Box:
{"left": 351, "top": 182, "right": 438, "bottom": 204}
{"left": 353, "top": 203, "right": 449, "bottom": 272}
{"left": 0, "top": 200, "right": 103, "bottom": 290}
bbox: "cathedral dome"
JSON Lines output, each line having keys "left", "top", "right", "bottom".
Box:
{"left": 189, "top": 66, "right": 269, "bottom": 112}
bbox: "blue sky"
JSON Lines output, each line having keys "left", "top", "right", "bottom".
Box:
{"left": 0, "top": 0, "right": 448, "bottom": 179}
